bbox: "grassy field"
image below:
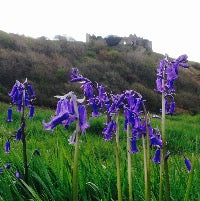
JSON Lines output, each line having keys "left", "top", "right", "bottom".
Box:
{"left": 0, "top": 102, "right": 199, "bottom": 201}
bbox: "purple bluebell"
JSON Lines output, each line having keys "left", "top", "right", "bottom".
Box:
{"left": 166, "top": 79, "right": 175, "bottom": 92}
{"left": 124, "top": 109, "right": 129, "bottom": 130}
{"left": 169, "top": 101, "right": 175, "bottom": 114}
{"left": 91, "top": 99, "right": 101, "bottom": 117}
{"left": 153, "top": 148, "right": 161, "bottom": 164}
{"left": 78, "top": 105, "right": 89, "bottom": 133}
{"left": 15, "top": 171, "right": 20, "bottom": 179}
{"left": 103, "top": 92, "right": 111, "bottom": 109}
{"left": 68, "top": 131, "right": 76, "bottom": 145}
{"left": 124, "top": 108, "right": 138, "bottom": 130}
{"left": 17, "top": 100, "right": 22, "bottom": 112}
{"left": 157, "top": 59, "right": 165, "bottom": 77}
{"left": 166, "top": 66, "right": 177, "bottom": 81}
{"left": 4, "top": 163, "right": 11, "bottom": 169}
{"left": 115, "top": 94, "right": 125, "bottom": 108}
{"left": 25, "top": 92, "right": 31, "bottom": 107}
{"left": 184, "top": 157, "right": 191, "bottom": 172}
{"left": 28, "top": 105, "right": 35, "bottom": 118}
{"left": 63, "top": 115, "right": 76, "bottom": 129}
{"left": 55, "top": 99, "right": 62, "bottom": 115}
{"left": 0, "top": 168, "right": 3, "bottom": 174}
{"left": 156, "top": 78, "right": 163, "bottom": 92}
{"left": 165, "top": 100, "right": 169, "bottom": 113}
{"left": 98, "top": 85, "right": 105, "bottom": 102}
{"left": 83, "top": 82, "right": 94, "bottom": 99}
{"left": 150, "top": 136, "right": 162, "bottom": 148}
{"left": 8, "top": 83, "right": 18, "bottom": 97}
{"left": 70, "top": 68, "right": 88, "bottom": 83}
{"left": 156, "top": 55, "right": 189, "bottom": 96}
{"left": 102, "top": 121, "right": 116, "bottom": 141}
{"left": 15, "top": 127, "right": 22, "bottom": 141}
{"left": 6, "top": 108, "right": 13, "bottom": 122}
{"left": 27, "top": 84, "right": 35, "bottom": 99}
{"left": 125, "top": 90, "right": 136, "bottom": 109}
{"left": 172, "top": 55, "right": 189, "bottom": 74}
{"left": 56, "top": 99, "right": 74, "bottom": 116}
{"left": 129, "top": 138, "right": 138, "bottom": 154}
{"left": 5, "top": 141, "right": 10, "bottom": 153}
{"left": 43, "top": 112, "right": 70, "bottom": 131}
{"left": 108, "top": 102, "right": 117, "bottom": 114}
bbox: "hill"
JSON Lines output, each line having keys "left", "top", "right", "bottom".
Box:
{"left": 0, "top": 30, "right": 200, "bottom": 113}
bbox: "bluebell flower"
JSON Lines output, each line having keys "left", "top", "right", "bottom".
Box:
{"left": 156, "top": 78, "right": 163, "bottom": 92}
{"left": 103, "top": 92, "right": 111, "bottom": 109}
{"left": 83, "top": 82, "right": 94, "bottom": 99}
{"left": 124, "top": 109, "right": 129, "bottom": 130}
{"left": 0, "top": 168, "right": 3, "bottom": 174}
{"left": 68, "top": 131, "right": 76, "bottom": 145}
{"left": 102, "top": 121, "right": 116, "bottom": 141}
{"left": 78, "top": 105, "right": 89, "bottom": 133}
{"left": 184, "top": 157, "right": 191, "bottom": 172}
{"left": 15, "top": 171, "right": 20, "bottom": 179}
{"left": 152, "top": 148, "right": 161, "bottom": 164}
{"left": 8, "top": 83, "right": 18, "bottom": 98}
{"left": 4, "top": 163, "right": 11, "bottom": 169}
{"left": 169, "top": 101, "right": 175, "bottom": 114}
{"left": 5, "top": 141, "right": 10, "bottom": 153}
{"left": 98, "top": 85, "right": 105, "bottom": 102}
{"left": 5, "top": 108, "right": 13, "bottom": 122}
{"left": 15, "top": 127, "right": 23, "bottom": 141}
{"left": 28, "top": 105, "right": 35, "bottom": 118}
{"left": 70, "top": 68, "right": 89, "bottom": 83}
{"left": 43, "top": 112, "right": 70, "bottom": 131}
{"left": 157, "top": 59, "right": 165, "bottom": 77}
{"left": 91, "top": 98, "right": 101, "bottom": 117}
{"left": 27, "top": 84, "right": 35, "bottom": 99}
{"left": 129, "top": 138, "right": 138, "bottom": 154}
{"left": 150, "top": 136, "right": 162, "bottom": 148}
{"left": 125, "top": 90, "right": 136, "bottom": 109}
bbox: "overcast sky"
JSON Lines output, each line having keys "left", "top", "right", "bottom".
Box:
{"left": 0, "top": 0, "right": 199, "bottom": 62}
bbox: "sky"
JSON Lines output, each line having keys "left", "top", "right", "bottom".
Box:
{"left": 0, "top": 0, "right": 200, "bottom": 62}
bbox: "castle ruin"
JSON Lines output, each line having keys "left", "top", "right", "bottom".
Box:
{"left": 86, "top": 33, "right": 152, "bottom": 50}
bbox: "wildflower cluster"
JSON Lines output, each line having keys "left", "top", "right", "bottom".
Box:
{"left": 156, "top": 55, "right": 189, "bottom": 114}
{"left": 5, "top": 79, "right": 35, "bottom": 152}
{"left": 43, "top": 91, "right": 89, "bottom": 142}
{"left": 70, "top": 68, "right": 162, "bottom": 158}
{"left": 3, "top": 79, "right": 35, "bottom": 181}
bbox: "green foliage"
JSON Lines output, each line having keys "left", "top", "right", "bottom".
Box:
{"left": 0, "top": 102, "right": 199, "bottom": 200}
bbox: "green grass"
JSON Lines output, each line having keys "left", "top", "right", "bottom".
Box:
{"left": 0, "top": 102, "right": 199, "bottom": 201}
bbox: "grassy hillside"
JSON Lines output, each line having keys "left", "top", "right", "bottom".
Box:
{"left": 0, "top": 30, "right": 200, "bottom": 113}
{"left": 0, "top": 102, "right": 199, "bottom": 200}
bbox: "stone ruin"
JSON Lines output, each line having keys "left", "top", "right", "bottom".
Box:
{"left": 86, "top": 33, "right": 152, "bottom": 50}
